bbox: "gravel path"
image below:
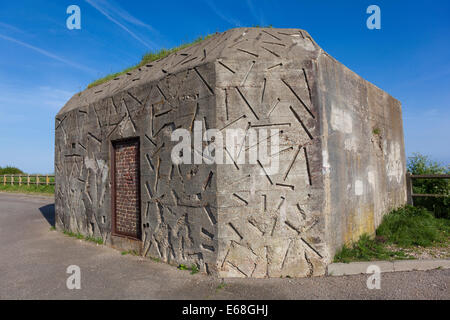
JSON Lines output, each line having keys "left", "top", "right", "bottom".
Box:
{"left": 0, "top": 192, "right": 448, "bottom": 300}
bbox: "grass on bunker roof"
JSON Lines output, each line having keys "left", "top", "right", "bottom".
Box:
{"left": 87, "top": 34, "right": 213, "bottom": 90}
{"left": 86, "top": 25, "right": 276, "bottom": 90}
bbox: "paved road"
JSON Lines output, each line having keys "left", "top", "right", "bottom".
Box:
{"left": 0, "top": 192, "right": 448, "bottom": 300}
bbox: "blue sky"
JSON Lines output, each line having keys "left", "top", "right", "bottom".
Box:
{"left": 0, "top": 0, "right": 449, "bottom": 173}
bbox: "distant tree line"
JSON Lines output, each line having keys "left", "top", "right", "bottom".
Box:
{"left": 0, "top": 166, "right": 23, "bottom": 175}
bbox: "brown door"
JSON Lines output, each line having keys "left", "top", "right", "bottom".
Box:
{"left": 112, "top": 138, "right": 141, "bottom": 240}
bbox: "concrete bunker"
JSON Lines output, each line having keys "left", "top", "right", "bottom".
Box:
{"left": 55, "top": 27, "right": 407, "bottom": 277}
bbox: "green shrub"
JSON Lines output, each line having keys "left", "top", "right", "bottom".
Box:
{"left": 407, "top": 153, "right": 449, "bottom": 219}
{"left": 0, "top": 166, "right": 23, "bottom": 175}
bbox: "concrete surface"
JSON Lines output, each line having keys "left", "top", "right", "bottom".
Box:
{"left": 328, "top": 259, "right": 450, "bottom": 276}
{"left": 328, "top": 261, "right": 395, "bottom": 276}
{"left": 393, "top": 259, "right": 450, "bottom": 272}
{"left": 0, "top": 193, "right": 448, "bottom": 300}
{"left": 55, "top": 27, "right": 406, "bottom": 278}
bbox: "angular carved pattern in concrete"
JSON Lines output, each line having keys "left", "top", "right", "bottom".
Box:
{"left": 55, "top": 28, "right": 407, "bottom": 278}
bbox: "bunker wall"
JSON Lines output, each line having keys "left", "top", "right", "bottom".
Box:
{"left": 55, "top": 62, "right": 220, "bottom": 274}
{"left": 317, "top": 53, "right": 407, "bottom": 256}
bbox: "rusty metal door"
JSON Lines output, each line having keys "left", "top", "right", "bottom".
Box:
{"left": 111, "top": 138, "right": 141, "bottom": 240}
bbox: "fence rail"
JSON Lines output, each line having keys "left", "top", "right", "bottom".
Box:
{"left": 1, "top": 174, "right": 55, "bottom": 186}
{"left": 406, "top": 173, "right": 449, "bottom": 205}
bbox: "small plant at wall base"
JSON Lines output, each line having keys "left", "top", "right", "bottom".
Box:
{"left": 63, "top": 230, "right": 103, "bottom": 245}
{"left": 190, "top": 264, "right": 199, "bottom": 275}
{"left": 333, "top": 234, "right": 409, "bottom": 263}
{"left": 177, "top": 263, "right": 200, "bottom": 274}
{"left": 216, "top": 282, "right": 226, "bottom": 291}
{"left": 121, "top": 250, "right": 139, "bottom": 256}
{"left": 408, "top": 153, "right": 449, "bottom": 219}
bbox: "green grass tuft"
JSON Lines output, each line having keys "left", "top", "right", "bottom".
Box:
{"left": 190, "top": 264, "right": 199, "bottom": 275}
{"left": 87, "top": 34, "right": 213, "bottom": 89}
{"left": 216, "top": 282, "right": 226, "bottom": 290}
{"left": 252, "top": 24, "right": 273, "bottom": 28}
{"left": 177, "top": 263, "right": 200, "bottom": 274}
{"left": 121, "top": 250, "right": 139, "bottom": 256}
{"left": 333, "top": 234, "right": 409, "bottom": 263}
{"left": 85, "top": 236, "right": 104, "bottom": 245}
{"left": 377, "top": 205, "right": 449, "bottom": 247}
{"left": 149, "top": 256, "right": 161, "bottom": 263}
{"left": 63, "top": 230, "right": 103, "bottom": 245}
{"left": 177, "top": 264, "right": 189, "bottom": 271}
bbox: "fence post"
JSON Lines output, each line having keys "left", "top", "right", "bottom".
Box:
{"left": 3, "top": 175, "right": 5, "bottom": 186}
{"left": 36, "top": 175, "right": 39, "bottom": 186}
{"left": 11, "top": 174, "right": 13, "bottom": 186}
{"left": 19, "top": 175, "right": 22, "bottom": 186}
{"left": 27, "top": 174, "right": 30, "bottom": 186}
{"left": 46, "top": 175, "right": 49, "bottom": 186}
{"left": 406, "top": 172, "right": 414, "bottom": 206}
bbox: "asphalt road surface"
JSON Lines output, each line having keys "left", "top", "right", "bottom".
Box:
{"left": 0, "top": 192, "right": 448, "bottom": 300}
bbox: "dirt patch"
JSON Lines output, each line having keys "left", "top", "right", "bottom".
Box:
{"left": 386, "top": 243, "right": 450, "bottom": 260}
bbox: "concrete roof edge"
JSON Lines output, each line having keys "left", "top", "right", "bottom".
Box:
{"left": 56, "top": 27, "right": 318, "bottom": 117}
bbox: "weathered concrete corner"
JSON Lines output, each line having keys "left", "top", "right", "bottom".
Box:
{"left": 55, "top": 27, "right": 406, "bottom": 278}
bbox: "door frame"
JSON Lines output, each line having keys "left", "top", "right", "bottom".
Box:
{"left": 110, "top": 137, "right": 142, "bottom": 240}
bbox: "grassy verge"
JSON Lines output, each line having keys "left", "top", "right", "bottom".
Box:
{"left": 334, "top": 206, "right": 450, "bottom": 263}
{"left": 62, "top": 230, "right": 103, "bottom": 245}
{"left": 0, "top": 184, "right": 54, "bottom": 195}
{"left": 87, "top": 34, "right": 213, "bottom": 89}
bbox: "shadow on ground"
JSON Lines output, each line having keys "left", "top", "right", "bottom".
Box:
{"left": 39, "top": 203, "right": 55, "bottom": 227}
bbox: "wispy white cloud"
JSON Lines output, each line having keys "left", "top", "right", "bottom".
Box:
{"left": 98, "top": 0, "right": 159, "bottom": 34}
{"left": 0, "top": 22, "right": 26, "bottom": 34}
{"left": 0, "top": 33, "right": 96, "bottom": 74}
{"left": 204, "top": 0, "right": 241, "bottom": 27}
{"left": 85, "top": 0, "right": 160, "bottom": 49}
{"left": 246, "top": 0, "right": 265, "bottom": 26}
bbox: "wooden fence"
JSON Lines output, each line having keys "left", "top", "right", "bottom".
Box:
{"left": 1, "top": 174, "right": 55, "bottom": 186}
{"left": 406, "top": 173, "right": 450, "bottom": 205}
{"left": 3, "top": 173, "right": 448, "bottom": 199}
